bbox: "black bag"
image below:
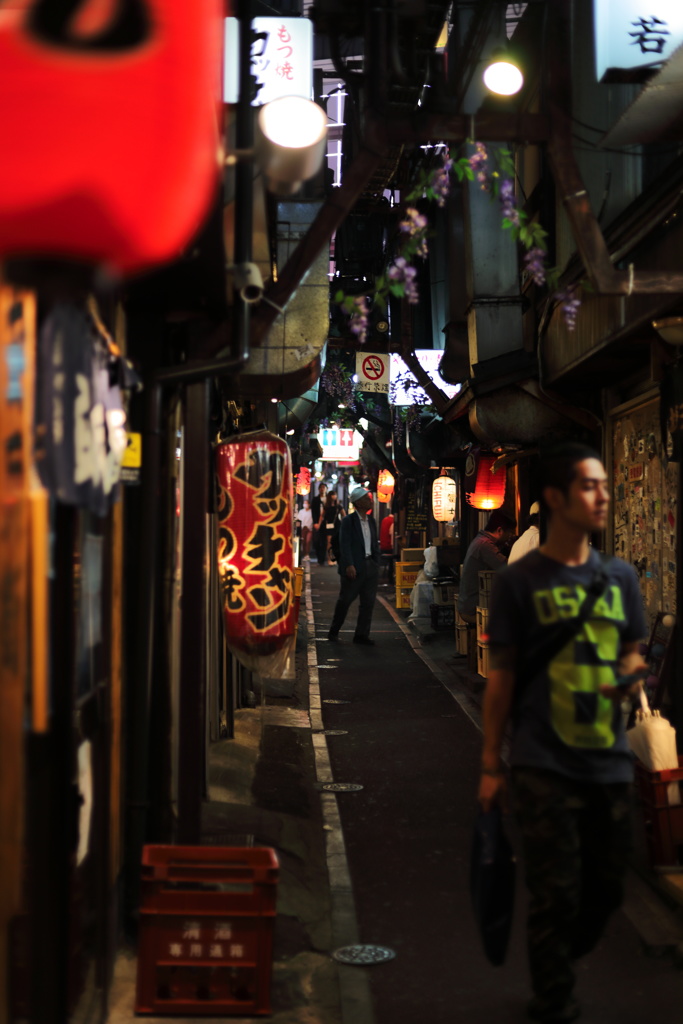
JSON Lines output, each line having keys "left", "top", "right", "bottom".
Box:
{"left": 330, "top": 518, "right": 341, "bottom": 563}
{"left": 470, "top": 806, "right": 516, "bottom": 966}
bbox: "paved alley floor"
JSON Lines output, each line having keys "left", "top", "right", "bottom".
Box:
{"left": 108, "top": 561, "right": 683, "bottom": 1024}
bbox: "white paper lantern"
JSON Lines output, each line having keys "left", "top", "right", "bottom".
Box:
{"left": 432, "top": 473, "right": 457, "bottom": 522}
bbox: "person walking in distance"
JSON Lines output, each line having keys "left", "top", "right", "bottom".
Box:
{"left": 328, "top": 487, "right": 380, "bottom": 645}
{"left": 479, "top": 443, "right": 648, "bottom": 1024}
{"left": 457, "top": 509, "right": 515, "bottom": 624}
{"left": 310, "top": 483, "right": 327, "bottom": 565}
{"left": 323, "top": 491, "right": 342, "bottom": 564}
{"left": 296, "top": 499, "right": 313, "bottom": 560}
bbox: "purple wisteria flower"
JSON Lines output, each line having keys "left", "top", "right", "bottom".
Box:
{"left": 499, "top": 178, "right": 520, "bottom": 227}
{"left": 430, "top": 153, "right": 453, "bottom": 207}
{"left": 321, "top": 365, "right": 357, "bottom": 409}
{"left": 468, "top": 141, "right": 490, "bottom": 191}
{"left": 400, "top": 207, "right": 428, "bottom": 235}
{"left": 388, "top": 256, "right": 419, "bottom": 304}
{"left": 554, "top": 288, "right": 581, "bottom": 331}
{"left": 523, "top": 247, "right": 547, "bottom": 287}
{"left": 349, "top": 295, "right": 369, "bottom": 344}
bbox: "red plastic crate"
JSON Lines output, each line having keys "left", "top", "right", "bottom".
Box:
{"left": 634, "top": 757, "right": 683, "bottom": 867}
{"left": 135, "top": 846, "right": 279, "bottom": 1016}
{"left": 634, "top": 755, "right": 683, "bottom": 808}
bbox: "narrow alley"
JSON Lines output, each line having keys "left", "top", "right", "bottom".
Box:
{"left": 109, "top": 562, "right": 683, "bottom": 1024}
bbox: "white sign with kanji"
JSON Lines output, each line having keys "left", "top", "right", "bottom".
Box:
{"left": 224, "top": 17, "right": 313, "bottom": 105}
{"left": 356, "top": 352, "right": 389, "bottom": 394}
{"left": 594, "top": 1, "right": 683, "bottom": 81}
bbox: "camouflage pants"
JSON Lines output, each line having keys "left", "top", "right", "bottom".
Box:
{"left": 512, "top": 767, "right": 631, "bottom": 1014}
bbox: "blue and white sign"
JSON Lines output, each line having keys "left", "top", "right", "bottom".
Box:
{"left": 316, "top": 426, "right": 363, "bottom": 462}
{"left": 224, "top": 17, "right": 313, "bottom": 106}
{"left": 594, "top": 1, "right": 683, "bottom": 81}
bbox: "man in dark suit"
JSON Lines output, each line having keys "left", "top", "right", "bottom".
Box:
{"left": 328, "top": 487, "right": 380, "bottom": 645}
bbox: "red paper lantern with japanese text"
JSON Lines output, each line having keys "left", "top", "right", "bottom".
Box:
{"left": 377, "top": 469, "right": 395, "bottom": 503}
{"left": 465, "top": 455, "right": 506, "bottom": 510}
{"left": 296, "top": 467, "right": 311, "bottom": 495}
{"left": 216, "top": 433, "right": 295, "bottom": 672}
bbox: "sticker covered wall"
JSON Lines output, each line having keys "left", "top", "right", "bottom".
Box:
{"left": 612, "top": 397, "right": 678, "bottom": 627}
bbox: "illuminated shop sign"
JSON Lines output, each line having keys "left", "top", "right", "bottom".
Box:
{"left": 224, "top": 17, "right": 313, "bottom": 105}
{"left": 389, "top": 350, "right": 461, "bottom": 406}
{"left": 594, "top": 1, "right": 683, "bottom": 81}
{"left": 316, "top": 426, "right": 363, "bottom": 462}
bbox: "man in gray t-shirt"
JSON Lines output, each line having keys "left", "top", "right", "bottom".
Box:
{"left": 457, "top": 510, "right": 515, "bottom": 622}
{"left": 478, "top": 443, "right": 647, "bottom": 1024}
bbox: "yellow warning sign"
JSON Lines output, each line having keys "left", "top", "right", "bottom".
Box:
{"left": 122, "top": 432, "right": 142, "bottom": 468}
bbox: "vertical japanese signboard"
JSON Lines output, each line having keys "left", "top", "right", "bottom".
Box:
{"left": 594, "top": 1, "right": 683, "bottom": 81}
{"left": 224, "top": 17, "right": 313, "bottom": 104}
{"left": 215, "top": 432, "right": 295, "bottom": 674}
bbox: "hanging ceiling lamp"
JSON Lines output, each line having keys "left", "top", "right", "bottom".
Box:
{"left": 483, "top": 47, "right": 524, "bottom": 96}
{"left": 432, "top": 469, "right": 457, "bottom": 522}
{"left": 377, "top": 469, "right": 395, "bottom": 503}
{"left": 465, "top": 455, "right": 506, "bottom": 510}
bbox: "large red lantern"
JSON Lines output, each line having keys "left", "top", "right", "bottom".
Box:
{"left": 377, "top": 469, "right": 395, "bottom": 503}
{"left": 216, "top": 432, "right": 296, "bottom": 672}
{"left": 0, "top": 0, "right": 223, "bottom": 274}
{"left": 465, "top": 454, "right": 506, "bottom": 510}
{"left": 296, "top": 467, "right": 311, "bottom": 495}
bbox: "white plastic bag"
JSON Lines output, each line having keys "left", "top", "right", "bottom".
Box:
{"left": 423, "top": 545, "right": 439, "bottom": 580}
{"left": 627, "top": 689, "right": 680, "bottom": 803}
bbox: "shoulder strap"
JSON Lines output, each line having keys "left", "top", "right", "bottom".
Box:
{"left": 522, "top": 553, "right": 612, "bottom": 682}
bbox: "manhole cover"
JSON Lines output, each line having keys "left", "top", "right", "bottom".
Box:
{"left": 323, "top": 698, "right": 350, "bottom": 704}
{"left": 316, "top": 729, "right": 348, "bottom": 736}
{"left": 318, "top": 782, "right": 363, "bottom": 792}
{"left": 332, "top": 945, "right": 396, "bottom": 965}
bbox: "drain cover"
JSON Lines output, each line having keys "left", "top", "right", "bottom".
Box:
{"left": 318, "top": 782, "right": 363, "bottom": 792}
{"left": 317, "top": 665, "right": 337, "bottom": 670}
{"left": 332, "top": 945, "right": 396, "bottom": 965}
{"left": 323, "top": 698, "right": 350, "bottom": 704}
{"left": 316, "top": 729, "right": 348, "bottom": 736}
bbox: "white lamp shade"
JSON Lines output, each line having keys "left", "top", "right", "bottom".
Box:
{"left": 256, "top": 97, "right": 327, "bottom": 195}
{"left": 653, "top": 317, "right": 683, "bottom": 345}
{"left": 483, "top": 59, "right": 523, "bottom": 96}
{"left": 432, "top": 475, "right": 457, "bottom": 522}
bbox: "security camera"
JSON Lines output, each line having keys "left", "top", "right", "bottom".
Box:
{"left": 232, "top": 262, "right": 264, "bottom": 304}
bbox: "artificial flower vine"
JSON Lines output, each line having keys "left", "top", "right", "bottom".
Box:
{"left": 335, "top": 141, "right": 581, "bottom": 342}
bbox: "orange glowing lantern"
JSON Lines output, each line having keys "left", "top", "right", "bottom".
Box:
{"left": 215, "top": 432, "right": 295, "bottom": 673}
{"left": 377, "top": 469, "right": 395, "bottom": 503}
{"left": 296, "top": 468, "right": 311, "bottom": 495}
{"left": 432, "top": 470, "right": 457, "bottom": 521}
{"left": 465, "top": 455, "right": 506, "bottom": 510}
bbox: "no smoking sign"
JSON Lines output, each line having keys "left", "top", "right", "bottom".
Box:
{"left": 356, "top": 352, "right": 389, "bottom": 394}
